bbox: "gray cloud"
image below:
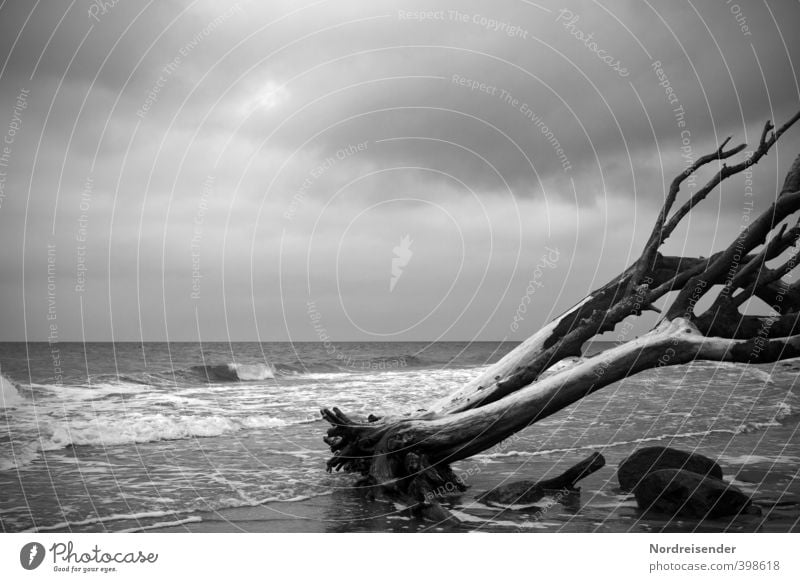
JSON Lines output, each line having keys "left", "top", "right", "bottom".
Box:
{"left": 1, "top": 0, "right": 798, "bottom": 341}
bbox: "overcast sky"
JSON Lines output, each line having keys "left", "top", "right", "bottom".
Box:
{"left": 1, "top": 0, "right": 799, "bottom": 342}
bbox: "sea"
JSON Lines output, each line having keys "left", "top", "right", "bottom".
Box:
{"left": 1, "top": 341, "right": 798, "bottom": 533}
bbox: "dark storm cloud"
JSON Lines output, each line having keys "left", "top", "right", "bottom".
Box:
{"left": 0, "top": 0, "right": 798, "bottom": 341}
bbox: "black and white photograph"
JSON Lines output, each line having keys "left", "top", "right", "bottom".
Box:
{"left": 1, "top": 0, "right": 799, "bottom": 577}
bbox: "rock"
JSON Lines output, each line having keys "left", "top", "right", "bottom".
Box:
{"left": 633, "top": 468, "right": 756, "bottom": 519}
{"left": 479, "top": 452, "right": 604, "bottom": 505}
{"left": 618, "top": 446, "right": 723, "bottom": 491}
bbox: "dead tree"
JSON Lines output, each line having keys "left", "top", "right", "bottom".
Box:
{"left": 321, "top": 110, "right": 800, "bottom": 510}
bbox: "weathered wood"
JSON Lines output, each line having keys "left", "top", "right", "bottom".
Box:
{"left": 633, "top": 469, "right": 757, "bottom": 519}
{"left": 618, "top": 447, "right": 723, "bottom": 492}
{"left": 320, "top": 112, "right": 800, "bottom": 512}
{"left": 425, "top": 255, "right": 710, "bottom": 417}
{"left": 325, "top": 317, "right": 800, "bottom": 479}
{"left": 478, "top": 452, "right": 605, "bottom": 505}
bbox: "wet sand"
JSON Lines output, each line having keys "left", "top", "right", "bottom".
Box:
{"left": 153, "top": 420, "right": 800, "bottom": 533}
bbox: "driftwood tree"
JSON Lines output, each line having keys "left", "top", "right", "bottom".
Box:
{"left": 322, "top": 110, "right": 800, "bottom": 511}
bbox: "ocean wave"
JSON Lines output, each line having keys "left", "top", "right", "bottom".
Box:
{"left": 41, "top": 413, "right": 288, "bottom": 449}
{"left": 187, "top": 361, "right": 316, "bottom": 381}
{"left": 10, "top": 353, "right": 444, "bottom": 392}
{"left": 0, "top": 441, "right": 39, "bottom": 471}
{"left": 718, "top": 453, "right": 800, "bottom": 466}
{"left": 188, "top": 363, "right": 276, "bottom": 382}
{"left": 0, "top": 372, "right": 25, "bottom": 409}
{"left": 275, "top": 354, "right": 425, "bottom": 374}
{"left": 271, "top": 361, "right": 342, "bottom": 375}
{"left": 25, "top": 380, "right": 151, "bottom": 402}
{"left": 686, "top": 360, "right": 774, "bottom": 384}
{"left": 183, "top": 354, "right": 427, "bottom": 382}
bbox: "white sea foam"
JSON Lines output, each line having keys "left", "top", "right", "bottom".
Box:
{"left": 23, "top": 509, "right": 192, "bottom": 533}
{"left": 689, "top": 360, "right": 773, "bottom": 384}
{"left": 0, "top": 441, "right": 39, "bottom": 471}
{"left": 4, "top": 340, "right": 797, "bottom": 533}
{"left": 230, "top": 363, "right": 275, "bottom": 381}
{"left": 0, "top": 372, "right": 25, "bottom": 409}
{"left": 475, "top": 429, "right": 746, "bottom": 460}
{"left": 13, "top": 488, "right": 360, "bottom": 532}
{"left": 243, "top": 493, "right": 322, "bottom": 505}
{"left": 775, "top": 402, "right": 794, "bottom": 420}
{"left": 41, "top": 413, "right": 288, "bottom": 449}
{"left": 118, "top": 516, "right": 203, "bottom": 532}
{"left": 448, "top": 509, "right": 548, "bottom": 529}
{"left": 301, "top": 372, "right": 356, "bottom": 381}
{"left": 718, "top": 454, "right": 800, "bottom": 466}
{"left": 24, "top": 380, "right": 149, "bottom": 402}
{"left": 447, "top": 509, "right": 489, "bottom": 523}
{"left": 742, "top": 367, "right": 774, "bottom": 384}
{"left": 735, "top": 420, "right": 781, "bottom": 433}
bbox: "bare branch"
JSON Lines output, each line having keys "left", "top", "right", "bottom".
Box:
{"left": 427, "top": 254, "right": 719, "bottom": 415}
{"left": 633, "top": 139, "right": 749, "bottom": 287}
{"left": 320, "top": 113, "right": 800, "bottom": 505}
{"left": 662, "top": 111, "right": 800, "bottom": 239}
{"left": 732, "top": 254, "right": 800, "bottom": 309}
{"left": 659, "top": 136, "right": 746, "bottom": 232}
{"left": 728, "top": 223, "right": 798, "bottom": 291}
{"left": 696, "top": 310, "right": 800, "bottom": 340}
{"left": 668, "top": 190, "right": 800, "bottom": 319}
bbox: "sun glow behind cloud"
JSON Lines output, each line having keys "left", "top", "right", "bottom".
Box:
{"left": 240, "top": 81, "right": 290, "bottom": 116}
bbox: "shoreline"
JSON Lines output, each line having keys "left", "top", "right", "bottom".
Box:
{"left": 150, "top": 419, "right": 800, "bottom": 534}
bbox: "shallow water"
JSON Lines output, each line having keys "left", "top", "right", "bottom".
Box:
{"left": 1, "top": 341, "right": 798, "bottom": 532}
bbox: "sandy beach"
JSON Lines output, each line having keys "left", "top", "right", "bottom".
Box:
{"left": 153, "top": 416, "right": 800, "bottom": 533}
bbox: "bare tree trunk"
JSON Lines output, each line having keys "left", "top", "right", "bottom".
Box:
{"left": 321, "top": 110, "right": 800, "bottom": 510}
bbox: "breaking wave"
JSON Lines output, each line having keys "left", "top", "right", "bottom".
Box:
{"left": 274, "top": 354, "right": 424, "bottom": 374}
{"left": 41, "top": 413, "right": 288, "bottom": 450}
{"left": 0, "top": 440, "right": 39, "bottom": 472}
{"left": 188, "top": 363, "right": 276, "bottom": 382}
{"left": 0, "top": 372, "right": 25, "bottom": 409}
{"left": 183, "top": 354, "right": 425, "bottom": 382}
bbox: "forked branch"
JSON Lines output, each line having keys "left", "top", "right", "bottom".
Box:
{"left": 320, "top": 110, "right": 800, "bottom": 509}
